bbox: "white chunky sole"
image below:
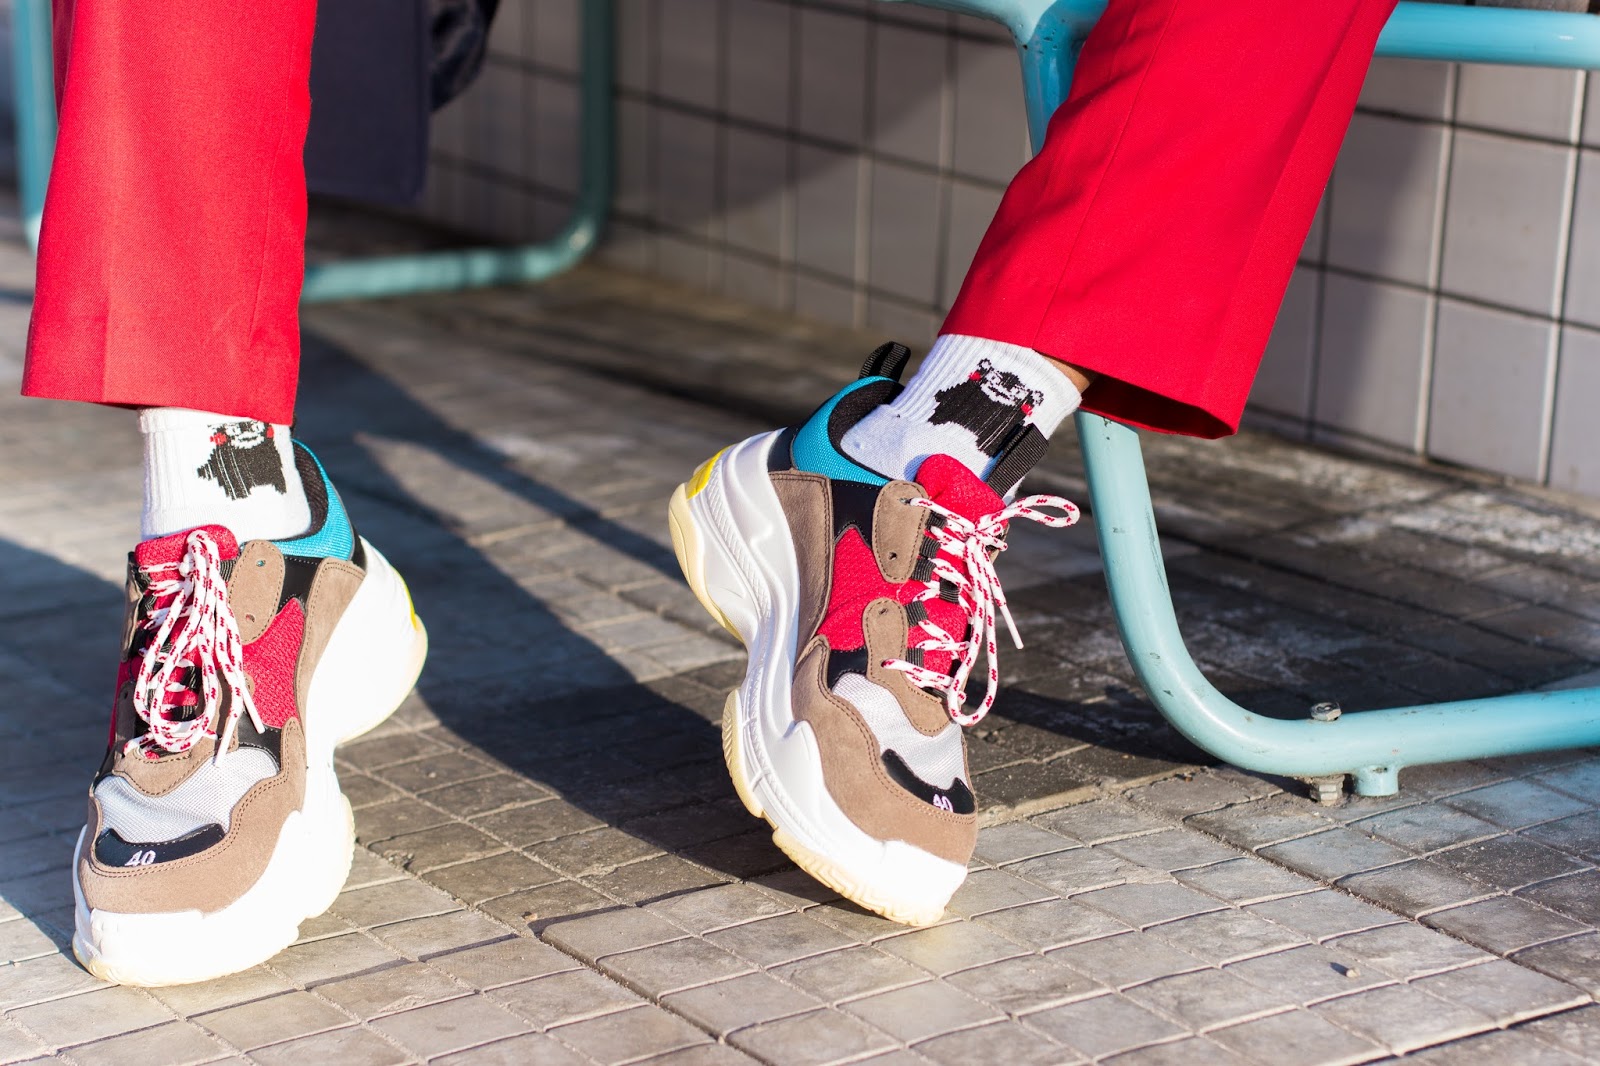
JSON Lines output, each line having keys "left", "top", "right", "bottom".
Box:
{"left": 669, "top": 433, "right": 966, "bottom": 926}
{"left": 71, "top": 539, "right": 428, "bottom": 987}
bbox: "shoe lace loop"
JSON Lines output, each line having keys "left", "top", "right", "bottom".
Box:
{"left": 882, "top": 493, "right": 1079, "bottom": 727}
{"left": 129, "top": 529, "right": 262, "bottom": 758}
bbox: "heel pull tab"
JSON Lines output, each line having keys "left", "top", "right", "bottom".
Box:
{"left": 859, "top": 342, "right": 912, "bottom": 382}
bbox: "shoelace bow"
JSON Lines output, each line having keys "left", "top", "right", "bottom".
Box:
{"left": 882, "top": 493, "right": 1079, "bottom": 727}
{"left": 129, "top": 529, "right": 262, "bottom": 758}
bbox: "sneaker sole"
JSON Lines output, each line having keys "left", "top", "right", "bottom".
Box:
{"left": 71, "top": 539, "right": 428, "bottom": 987}
{"left": 669, "top": 432, "right": 965, "bottom": 926}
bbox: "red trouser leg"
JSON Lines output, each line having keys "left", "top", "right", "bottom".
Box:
{"left": 944, "top": 0, "right": 1397, "bottom": 439}
{"left": 21, "top": 0, "right": 317, "bottom": 425}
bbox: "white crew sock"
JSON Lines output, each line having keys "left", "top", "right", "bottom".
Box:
{"left": 139, "top": 407, "right": 311, "bottom": 543}
{"left": 841, "top": 335, "right": 1083, "bottom": 483}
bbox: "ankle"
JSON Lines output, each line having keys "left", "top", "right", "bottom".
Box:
{"left": 140, "top": 407, "right": 311, "bottom": 542}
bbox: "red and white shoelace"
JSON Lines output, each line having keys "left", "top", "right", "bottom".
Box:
{"left": 129, "top": 529, "right": 262, "bottom": 757}
{"left": 882, "top": 493, "right": 1079, "bottom": 727}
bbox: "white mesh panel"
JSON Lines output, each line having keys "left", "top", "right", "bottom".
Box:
{"left": 95, "top": 748, "right": 277, "bottom": 844}
{"left": 833, "top": 673, "right": 966, "bottom": 789}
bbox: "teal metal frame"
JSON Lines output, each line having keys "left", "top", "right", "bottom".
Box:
{"left": 7, "top": 0, "right": 615, "bottom": 302}
{"left": 888, "top": 0, "right": 1600, "bottom": 798}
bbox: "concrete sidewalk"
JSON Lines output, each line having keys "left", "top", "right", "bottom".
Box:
{"left": 3, "top": 208, "right": 1600, "bottom": 1064}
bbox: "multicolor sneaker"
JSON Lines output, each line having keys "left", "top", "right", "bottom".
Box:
{"left": 72, "top": 444, "right": 428, "bottom": 986}
{"left": 668, "top": 344, "right": 1076, "bottom": 924}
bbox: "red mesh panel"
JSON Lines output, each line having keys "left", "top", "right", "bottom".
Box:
{"left": 242, "top": 599, "right": 304, "bottom": 728}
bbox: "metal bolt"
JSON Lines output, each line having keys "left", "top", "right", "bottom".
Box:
{"left": 1310, "top": 701, "right": 1342, "bottom": 722}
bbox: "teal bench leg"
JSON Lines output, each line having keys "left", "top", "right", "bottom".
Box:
{"left": 888, "top": 0, "right": 1600, "bottom": 796}
{"left": 8, "top": 0, "right": 615, "bottom": 298}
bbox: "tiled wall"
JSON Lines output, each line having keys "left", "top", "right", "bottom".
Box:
{"left": 226, "top": 5, "right": 1600, "bottom": 498}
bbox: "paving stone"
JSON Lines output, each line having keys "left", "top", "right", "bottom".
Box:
{"left": 473, "top": 800, "right": 606, "bottom": 848}
{"left": 971, "top": 823, "right": 1079, "bottom": 866}
{"left": 0, "top": 1022, "right": 47, "bottom": 1064}
{"left": 728, "top": 1008, "right": 897, "bottom": 1066}
{"left": 489, "top": 968, "right": 645, "bottom": 1029}
{"left": 331, "top": 877, "right": 463, "bottom": 928}
{"left": 353, "top": 798, "right": 454, "bottom": 843}
{"left": 552, "top": 1002, "right": 711, "bottom": 1064}
{"left": 663, "top": 971, "right": 822, "bottom": 1036}
{"left": 772, "top": 948, "right": 930, "bottom": 1004}
{"left": 1099, "top": 1036, "right": 1249, "bottom": 1065}
{"left": 1074, "top": 881, "right": 1228, "bottom": 929}
{"left": 1521, "top": 1003, "right": 1600, "bottom": 1059}
{"left": 268, "top": 932, "right": 404, "bottom": 985}
{"left": 1414, "top": 958, "right": 1587, "bottom": 1023}
{"left": 598, "top": 936, "right": 753, "bottom": 996}
{"left": 1222, "top": 942, "right": 1395, "bottom": 1004}
{"left": 0, "top": 921, "right": 58, "bottom": 967}
{"left": 541, "top": 906, "right": 687, "bottom": 963}
{"left": 479, "top": 880, "right": 615, "bottom": 930}
{"left": 591, "top": 852, "right": 729, "bottom": 903}
{"left": 646, "top": 883, "right": 794, "bottom": 934}
{"left": 1099, "top": 830, "right": 1242, "bottom": 873}
{"left": 875, "top": 921, "right": 1028, "bottom": 976}
{"left": 916, "top": 1021, "right": 1082, "bottom": 1065}
{"left": 1434, "top": 835, "right": 1591, "bottom": 892}
{"left": 1245, "top": 890, "right": 1401, "bottom": 942}
{"left": 1325, "top": 923, "right": 1491, "bottom": 981}
{"left": 840, "top": 980, "right": 1002, "bottom": 1043}
{"left": 708, "top": 913, "right": 861, "bottom": 968}
{"left": 247, "top": 1026, "right": 413, "bottom": 1066}
{"left": 1446, "top": 780, "right": 1592, "bottom": 829}
{"left": 945, "top": 869, "right": 1057, "bottom": 918}
{"left": 1033, "top": 801, "right": 1169, "bottom": 844}
{"left": 972, "top": 898, "right": 1130, "bottom": 951}
{"left": 1048, "top": 932, "right": 1207, "bottom": 990}
{"left": 1125, "top": 773, "right": 1266, "bottom": 819}
{"left": 8, "top": 984, "right": 174, "bottom": 1047}
{"left": 1025, "top": 993, "right": 1187, "bottom": 1059}
{"left": 368, "top": 993, "right": 532, "bottom": 1058}
{"left": 149, "top": 967, "right": 295, "bottom": 1016}
{"left": 1525, "top": 811, "right": 1600, "bottom": 862}
{"left": 1258, "top": 827, "right": 1412, "bottom": 881}
{"left": 1337, "top": 859, "right": 1495, "bottom": 918}
{"left": 1315, "top": 987, "right": 1491, "bottom": 1058}
{"left": 1424, "top": 896, "right": 1591, "bottom": 955}
{"left": 0, "top": 950, "right": 111, "bottom": 1010}
{"left": 1146, "top": 908, "right": 1305, "bottom": 965}
{"left": 1009, "top": 848, "right": 1147, "bottom": 896}
{"left": 1188, "top": 797, "right": 1336, "bottom": 850}
{"left": 1208, "top": 1008, "right": 1383, "bottom": 1066}
{"left": 1518, "top": 869, "right": 1600, "bottom": 927}
{"left": 314, "top": 961, "right": 468, "bottom": 1017}
{"left": 641, "top": 1045, "right": 762, "bottom": 1066}
{"left": 1403, "top": 1028, "right": 1591, "bottom": 1065}
{"left": 368, "top": 909, "right": 512, "bottom": 959}
{"left": 62, "top": 1021, "right": 225, "bottom": 1066}
{"left": 1353, "top": 804, "right": 1500, "bottom": 853}
{"left": 429, "top": 935, "right": 580, "bottom": 991}
{"left": 196, "top": 990, "right": 350, "bottom": 1050}
{"left": 1514, "top": 933, "right": 1600, "bottom": 996}
{"left": 941, "top": 953, "right": 1103, "bottom": 1016}
{"left": 1534, "top": 759, "right": 1600, "bottom": 804}
{"left": 1173, "top": 857, "right": 1313, "bottom": 906}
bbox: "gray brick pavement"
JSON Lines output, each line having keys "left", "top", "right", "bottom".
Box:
{"left": 3, "top": 203, "right": 1600, "bottom": 1061}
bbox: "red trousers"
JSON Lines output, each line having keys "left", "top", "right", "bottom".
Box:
{"left": 23, "top": 0, "right": 1395, "bottom": 437}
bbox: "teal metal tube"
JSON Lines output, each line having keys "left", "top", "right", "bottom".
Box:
{"left": 887, "top": 0, "right": 1600, "bottom": 795}
{"left": 301, "top": 0, "right": 614, "bottom": 303}
{"left": 11, "top": 0, "right": 55, "bottom": 248}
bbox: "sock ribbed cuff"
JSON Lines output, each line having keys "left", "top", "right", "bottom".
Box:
{"left": 140, "top": 407, "right": 309, "bottom": 543}
{"left": 891, "top": 335, "right": 1082, "bottom": 440}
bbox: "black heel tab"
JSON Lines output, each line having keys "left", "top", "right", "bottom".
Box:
{"left": 859, "top": 342, "right": 912, "bottom": 382}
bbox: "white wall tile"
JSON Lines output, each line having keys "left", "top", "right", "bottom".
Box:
{"left": 866, "top": 297, "right": 940, "bottom": 348}
{"left": 1250, "top": 267, "right": 1319, "bottom": 421}
{"left": 872, "top": 23, "right": 947, "bottom": 168}
{"left": 1441, "top": 131, "right": 1573, "bottom": 316}
{"left": 1563, "top": 149, "right": 1600, "bottom": 329}
{"left": 721, "top": 251, "right": 788, "bottom": 312}
{"left": 793, "top": 146, "right": 863, "bottom": 281}
{"left": 794, "top": 273, "right": 859, "bottom": 327}
{"left": 1315, "top": 274, "right": 1429, "bottom": 449}
{"left": 1429, "top": 299, "right": 1554, "bottom": 482}
{"left": 532, "top": 0, "right": 582, "bottom": 75}
{"left": 1548, "top": 326, "right": 1600, "bottom": 495}
{"left": 725, "top": 0, "right": 792, "bottom": 129}
{"left": 614, "top": 98, "right": 654, "bottom": 220}
{"left": 1358, "top": 59, "right": 1453, "bottom": 122}
{"left": 952, "top": 37, "right": 1028, "bottom": 185}
{"left": 868, "top": 160, "right": 942, "bottom": 303}
{"left": 722, "top": 127, "right": 789, "bottom": 259}
{"left": 1456, "top": 65, "right": 1582, "bottom": 143}
{"left": 615, "top": 0, "right": 655, "bottom": 95}
{"left": 657, "top": 233, "right": 717, "bottom": 289}
{"left": 1327, "top": 114, "right": 1445, "bottom": 286}
{"left": 1584, "top": 74, "right": 1600, "bottom": 148}
{"left": 941, "top": 179, "right": 1002, "bottom": 307}
{"left": 532, "top": 77, "right": 581, "bottom": 196}
{"left": 654, "top": 110, "right": 718, "bottom": 240}
{"left": 656, "top": 0, "right": 720, "bottom": 109}
{"left": 797, "top": 8, "right": 869, "bottom": 146}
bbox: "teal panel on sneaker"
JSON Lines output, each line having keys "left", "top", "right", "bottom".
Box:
{"left": 791, "top": 378, "right": 892, "bottom": 487}
{"left": 273, "top": 446, "right": 356, "bottom": 560}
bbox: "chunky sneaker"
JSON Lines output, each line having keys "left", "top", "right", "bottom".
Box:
{"left": 72, "top": 444, "right": 428, "bottom": 986}
{"left": 668, "top": 344, "right": 1077, "bottom": 924}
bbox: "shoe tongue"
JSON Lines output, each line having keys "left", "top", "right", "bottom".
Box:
{"left": 911, "top": 455, "right": 1004, "bottom": 521}
{"left": 134, "top": 525, "right": 241, "bottom": 568}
